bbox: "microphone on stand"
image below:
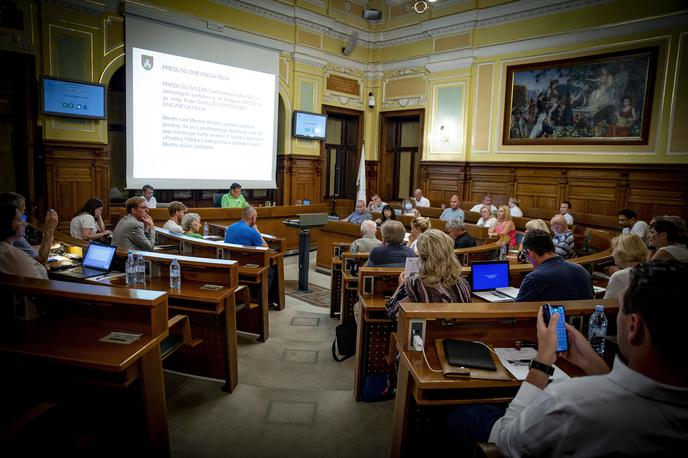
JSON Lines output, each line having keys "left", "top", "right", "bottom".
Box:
{"left": 330, "top": 198, "right": 338, "bottom": 217}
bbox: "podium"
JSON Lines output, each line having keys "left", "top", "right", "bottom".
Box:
{"left": 283, "top": 213, "right": 328, "bottom": 291}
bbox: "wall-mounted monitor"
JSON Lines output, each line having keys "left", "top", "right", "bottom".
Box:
{"left": 41, "top": 76, "right": 107, "bottom": 120}
{"left": 292, "top": 110, "right": 327, "bottom": 140}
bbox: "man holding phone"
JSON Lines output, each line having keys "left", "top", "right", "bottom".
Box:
{"left": 448, "top": 261, "right": 688, "bottom": 456}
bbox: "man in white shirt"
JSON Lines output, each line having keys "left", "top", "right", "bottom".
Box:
{"left": 439, "top": 195, "right": 465, "bottom": 222}
{"left": 142, "top": 184, "right": 157, "bottom": 209}
{"left": 618, "top": 208, "right": 648, "bottom": 240}
{"left": 162, "top": 201, "right": 187, "bottom": 233}
{"left": 413, "top": 189, "right": 430, "bottom": 207}
{"left": 558, "top": 200, "right": 574, "bottom": 225}
{"left": 508, "top": 197, "right": 523, "bottom": 217}
{"left": 367, "top": 193, "right": 387, "bottom": 213}
{"left": 470, "top": 194, "right": 498, "bottom": 213}
{"left": 447, "top": 261, "right": 688, "bottom": 457}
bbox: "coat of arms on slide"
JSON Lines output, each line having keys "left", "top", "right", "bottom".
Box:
{"left": 141, "top": 55, "right": 154, "bottom": 70}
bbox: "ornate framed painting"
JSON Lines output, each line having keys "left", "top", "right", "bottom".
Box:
{"left": 503, "top": 47, "right": 658, "bottom": 145}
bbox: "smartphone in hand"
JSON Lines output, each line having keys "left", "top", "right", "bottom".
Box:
{"left": 542, "top": 304, "right": 569, "bottom": 352}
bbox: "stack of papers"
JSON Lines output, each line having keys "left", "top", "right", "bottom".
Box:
{"left": 494, "top": 347, "right": 570, "bottom": 381}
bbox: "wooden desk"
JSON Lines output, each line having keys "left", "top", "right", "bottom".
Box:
{"left": 49, "top": 242, "right": 246, "bottom": 393}
{"left": 0, "top": 275, "right": 170, "bottom": 455}
{"left": 391, "top": 299, "right": 619, "bottom": 457}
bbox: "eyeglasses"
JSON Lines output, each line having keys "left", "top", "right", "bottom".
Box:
{"left": 136, "top": 205, "right": 148, "bottom": 210}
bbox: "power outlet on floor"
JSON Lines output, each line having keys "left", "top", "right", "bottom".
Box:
{"left": 408, "top": 319, "right": 426, "bottom": 351}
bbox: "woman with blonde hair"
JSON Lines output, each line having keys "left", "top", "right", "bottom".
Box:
{"left": 408, "top": 216, "right": 431, "bottom": 252}
{"left": 604, "top": 233, "right": 648, "bottom": 300}
{"left": 489, "top": 205, "right": 517, "bottom": 247}
{"left": 386, "top": 229, "right": 471, "bottom": 318}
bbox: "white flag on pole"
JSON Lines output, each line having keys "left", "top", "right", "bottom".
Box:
{"left": 356, "top": 144, "right": 366, "bottom": 203}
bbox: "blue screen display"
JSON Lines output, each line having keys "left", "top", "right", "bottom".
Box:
{"left": 293, "top": 111, "right": 326, "bottom": 139}
{"left": 42, "top": 77, "right": 106, "bottom": 119}
{"left": 471, "top": 261, "right": 509, "bottom": 291}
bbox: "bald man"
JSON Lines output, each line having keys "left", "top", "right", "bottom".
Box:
{"left": 224, "top": 206, "right": 268, "bottom": 247}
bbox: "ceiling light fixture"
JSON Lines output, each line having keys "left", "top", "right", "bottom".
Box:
{"left": 413, "top": 1, "right": 428, "bottom": 14}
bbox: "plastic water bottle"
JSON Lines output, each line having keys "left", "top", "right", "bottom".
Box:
{"left": 587, "top": 305, "right": 608, "bottom": 355}
{"left": 499, "top": 243, "right": 507, "bottom": 260}
{"left": 135, "top": 254, "right": 146, "bottom": 285}
{"left": 203, "top": 222, "right": 209, "bottom": 237}
{"left": 169, "top": 259, "right": 181, "bottom": 289}
{"left": 125, "top": 251, "right": 136, "bottom": 286}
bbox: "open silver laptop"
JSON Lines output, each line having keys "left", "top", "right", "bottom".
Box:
{"left": 57, "top": 243, "right": 117, "bottom": 279}
{"left": 470, "top": 260, "right": 519, "bottom": 302}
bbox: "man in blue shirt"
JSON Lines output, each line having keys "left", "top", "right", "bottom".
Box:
{"left": 224, "top": 206, "right": 268, "bottom": 247}
{"left": 440, "top": 195, "right": 465, "bottom": 222}
{"left": 515, "top": 229, "right": 592, "bottom": 302}
{"left": 344, "top": 200, "right": 372, "bottom": 224}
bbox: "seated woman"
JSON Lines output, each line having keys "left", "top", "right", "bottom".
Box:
{"left": 408, "top": 216, "right": 431, "bottom": 252}
{"left": 476, "top": 206, "right": 497, "bottom": 229}
{"left": 181, "top": 213, "right": 203, "bottom": 239}
{"left": 401, "top": 198, "right": 419, "bottom": 216}
{"left": 488, "top": 205, "right": 517, "bottom": 247}
{"left": 0, "top": 203, "right": 52, "bottom": 279}
{"left": 648, "top": 219, "right": 688, "bottom": 261}
{"left": 375, "top": 204, "right": 396, "bottom": 226}
{"left": 386, "top": 229, "right": 471, "bottom": 319}
{"left": 69, "top": 198, "right": 112, "bottom": 241}
{"left": 604, "top": 234, "right": 648, "bottom": 300}
{"left": 517, "top": 218, "right": 549, "bottom": 252}
{"left": 550, "top": 214, "right": 574, "bottom": 258}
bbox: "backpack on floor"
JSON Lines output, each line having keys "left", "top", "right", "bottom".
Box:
{"left": 332, "top": 321, "right": 356, "bottom": 361}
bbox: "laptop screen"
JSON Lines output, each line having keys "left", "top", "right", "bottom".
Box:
{"left": 82, "top": 243, "right": 117, "bottom": 270}
{"left": 470, "top": 260, "right": 509, "bottom": 291}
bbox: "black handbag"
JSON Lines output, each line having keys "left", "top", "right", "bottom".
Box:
{"left": 332, "top": 321, "right": 357, "bottom": 361}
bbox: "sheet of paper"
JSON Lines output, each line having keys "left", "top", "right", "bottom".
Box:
{"left": 494, "top": 347, "right": 570, "bottom": 381}
{"left": 404, "top": 257, "right": 419, "bottom": 277}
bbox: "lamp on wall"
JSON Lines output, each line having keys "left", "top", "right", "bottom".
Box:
{"left": 368, "top": 92, "right": 375, "bottom": 109}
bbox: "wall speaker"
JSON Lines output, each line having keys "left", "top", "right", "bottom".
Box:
{"left": 363, "top": 9, "right": 382, "bottom": 21}
{"left": 342, "top": 31, "right": 359, "bottom": 56}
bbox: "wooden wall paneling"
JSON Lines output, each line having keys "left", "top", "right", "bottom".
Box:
{"left": 565, "top": 169, "right": 621, "bottom": 215}
{"left": 514, "top": 168, "right": 564, "bottom": 210}
{"left": 276, "top": 154, "right": 287, "bottom": 205}
{"left": 419, "top": 161, "right": 465, "bottom": 205}
{"left": 292, "top": 155, "right": 322, "bottom": 204}
{"left": 365, "top": 160, "right": 378, "bottom": 197}
{"left": 43, "top": 141, "right": 110, "bottom": 229}
{"left": 465, "top": 165, "right": 511, "bottom": 205}
{"left": 626, "top": 169, "right": 688, "bottom": 221}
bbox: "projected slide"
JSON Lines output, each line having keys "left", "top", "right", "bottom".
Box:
{"left": 131, "top": 47, "right": 275, "bottom": 184}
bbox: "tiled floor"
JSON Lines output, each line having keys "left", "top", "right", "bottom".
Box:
{"left": 165, "top": 251, "right": 395, "bottom": 457}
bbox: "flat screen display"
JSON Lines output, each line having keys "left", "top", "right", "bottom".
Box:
{"left": 470, "top": 260, "right": 509, "bottom": 291}
{"left": 293, "top": 111, "right": 326, "bottom": 139}
{"left": 41, "top": 76, "right": 107, "bottom": 120}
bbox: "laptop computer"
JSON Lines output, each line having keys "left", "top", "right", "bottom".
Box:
{"left": 470, "top": 260, "right": 519, "bottom": 302}
{"left": 57, "top": 243, "right": 117, "bottom": 279}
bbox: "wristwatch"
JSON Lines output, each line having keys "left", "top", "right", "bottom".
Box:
{"left": 529, "top": 359, "right": 555, "bottom": 376}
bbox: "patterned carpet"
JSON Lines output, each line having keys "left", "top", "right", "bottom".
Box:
{"left": 284, "top": 280, "right": 330, "bottom": 308}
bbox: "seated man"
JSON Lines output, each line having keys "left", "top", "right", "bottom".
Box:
{"left": 551, "top": 214, "right": 574, "bottom": 259}
{"left": 508, "top": 197, "right": 523, "bottom": 217}
{"left": 350, "top": 220, "right": 381, "bottom": 253}
{"left": 449, "top": 261, "right": 688, "bottom": 456}
{"left": 413, "top": 188, "right": 430, "bottom": 207}
{"left": 224, "top": 206, "right": 267, "bottom": 247}
{"left": 618, "top": 208, "right": 648, "bottom": 240}
{"left": 162, "top": 201, "right": 187, "bottom": 233}
{"left": 367, "top": 193, "right": 387, "bottom": 213}
{"left": 470, "top": 194, "right": 498, "bottom": 213}
{"left": 141, "top": 184, "right": 157, "bottom": 208}
{"left": 558, "top": 200, "right": 574, "bottom": 225}
{"left": 344, "top": 200, "right": 372, "bottom": 224}
{"left": 515, "top": 229, "right": 592, "bottom": 302}
{"left": 439, "top": 195, "right": 465, "bottom": 222}
{"left": 112, "top": 197, "right": 156, "bottom": 251}
{"left": 446, "top": 220, "right": 476, "bottom": 249}
{"left": 221, "top": 182, "right": 249, "bottom": 208}
{"left": 366, "top": 220, "right": 415, "bottom": 267}
{"left": 0, "top": 203, "right": 57, "bottom": 279}
{"left": 0, "top": 191, "right": 57, "bottom": 264}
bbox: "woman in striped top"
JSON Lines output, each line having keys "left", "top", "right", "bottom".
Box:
{"left": 386, "top": 229, "right": 472, "bottom": 318}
